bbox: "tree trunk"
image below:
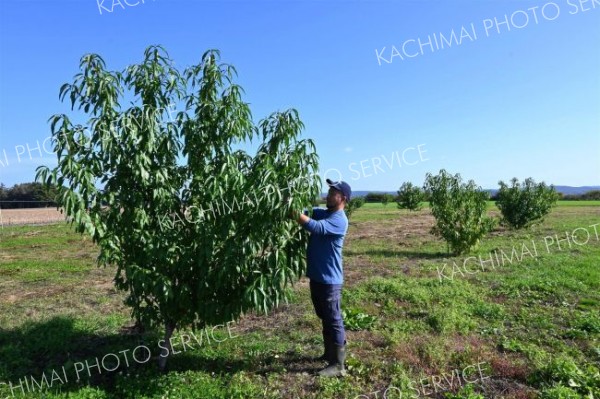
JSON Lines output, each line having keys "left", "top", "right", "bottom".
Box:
{"left": 158, "top": 321, "right": 176, "bottom": 372}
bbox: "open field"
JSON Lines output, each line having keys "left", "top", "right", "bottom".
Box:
{"left": 0, "top": 203, "right": 598, "bottom": 398}
{"left": 2, "top": 202, "right": 599, "bottom": 227}
{"left": 0, "top": 208, "right": 67, "bottom": 227}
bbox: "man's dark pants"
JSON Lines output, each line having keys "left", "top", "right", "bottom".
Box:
{"left": 310, "top": 280, "right": 346, "bottom": 346}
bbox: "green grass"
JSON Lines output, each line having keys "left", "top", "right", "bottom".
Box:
{"left": 0, "top": 203, "right": 599, "bottom": 398}
{"left": 555, "top": 200, "right": 600, "bottom": 206}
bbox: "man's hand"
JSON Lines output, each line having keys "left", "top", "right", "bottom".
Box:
{"left": 296, "top": 213, "right": 310, "bottom": 225}
{"left": 284, "top": 195, "right": 310, "bottom": 224}
{"left": 287, "top": 205, "right": 309, "bottom": 225}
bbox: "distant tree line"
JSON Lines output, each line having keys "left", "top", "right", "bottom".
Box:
{"left": 364, "top": 192, "right": 400, "bottom": 203}
{"left": 4, "top": 181, "right": 598, "bottom": 211}
{"left": 560, "top": 190, "right": 600, "bottom": 200}
{"left": 362, "top": 191, "right": 432, "bottom": 203}
{"left": 0, "top": 182, "right": 61, "bottom": 208}
{"left": 363, "top": 190, "right": 600, "bottom": 202}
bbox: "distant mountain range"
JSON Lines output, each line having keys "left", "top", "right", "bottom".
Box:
{"left": 344, "top": 186, "right": 600, "bottom": 197}
{"left": 543, "top": 186, "right": 600, "bottom": 195}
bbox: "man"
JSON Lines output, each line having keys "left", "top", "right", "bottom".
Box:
{"left": 292, "top": 178, "right": 351, "bottom": 377}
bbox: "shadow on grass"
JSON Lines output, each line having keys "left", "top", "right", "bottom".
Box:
{"left": 0, "top": 316, "right": 252, "bottom": 398}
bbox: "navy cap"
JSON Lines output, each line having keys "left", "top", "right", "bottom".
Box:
{"left": 326, "top": 178, "right": 352, "bottom": 201}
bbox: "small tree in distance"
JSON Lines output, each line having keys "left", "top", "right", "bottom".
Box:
{"left": 424, "top": 170, "right": 495, "bottom": 255}
{"left": 345, "top": 196, "right": 365, "bottom": 219}
{"left": 396, "top": 182, "right": 424, "bottom": 211}
{"left": 496, "top": 177, "right": 559, "bottom": 229}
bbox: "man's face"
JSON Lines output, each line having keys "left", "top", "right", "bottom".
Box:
{"left": 326, "top": 187, "right": 345, "bottom": 210}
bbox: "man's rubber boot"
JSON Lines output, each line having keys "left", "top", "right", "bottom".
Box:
{"left": 317, "top": 344, "right": 346, "bottom": 377}
{"left": 316, "top": 335, "right": 334, "bottom": 362}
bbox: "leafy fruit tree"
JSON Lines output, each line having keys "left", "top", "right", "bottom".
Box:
{"left": 381, "top": 193, "right": 394, "bottom": 207}
{"left": 344, "top": 196, "right": 365, "bottom": 219}
{"left": 396, "top": 182, "right": 424, "bottom": 211}
{"left": 37, "top": 46, "right": 321, "bottom": 370}
{"left": 496, "top": 177, "right": 558, "bottom": 229}
{"left": 424, "top": 170, "right": 495, "bottom": 255}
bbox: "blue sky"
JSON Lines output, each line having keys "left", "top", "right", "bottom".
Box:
{"left": 0, "top": 0, "right": 598, "bottom": 191}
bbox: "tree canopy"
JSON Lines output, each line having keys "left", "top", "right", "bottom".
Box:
{"left": 37, "top": 46, "right": 321, "bottom": 368}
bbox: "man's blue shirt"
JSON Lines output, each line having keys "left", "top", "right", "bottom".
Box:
{"left": 302, "top": 207, "right": 348, "bottom": 284}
